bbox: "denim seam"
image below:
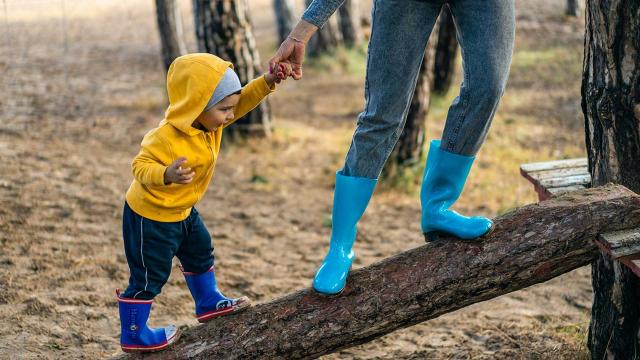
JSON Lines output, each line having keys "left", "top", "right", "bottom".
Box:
{"left": 363, "top": 0, "right": 378, "bottom": 116}
{"left": 448, "top": 67, "right": 468, "bottom": 152}
{"left": 447, "top": 5, "right": 469, "bottom": 153}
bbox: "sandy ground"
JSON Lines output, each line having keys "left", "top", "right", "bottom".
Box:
{"left": 0, "top": 0, "right": 591, "bottom": 359}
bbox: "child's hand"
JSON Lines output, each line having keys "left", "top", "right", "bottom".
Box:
{"left": 275, "top": 62, "right": 292, "bottom": 83}
{"left": 164, "top": 157, "right": 195, "bottom": 185}
{"left": 265, "top": 62, "right": 293, "bottom": 85}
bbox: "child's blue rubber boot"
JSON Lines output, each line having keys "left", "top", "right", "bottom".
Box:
{"left": 313, "top": 171, "right": 377, "bottom": 295}
{"left": 117, "top": 290, "right": 179, "bottom": 353}
{"left": 182, "top": 267, "right": 250, "bottom": 323}
{"left": 421, "top": 140, "right": 493, "bottom": 242}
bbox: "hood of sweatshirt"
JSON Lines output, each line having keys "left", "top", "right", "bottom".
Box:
{"left": 164, "top": 53, "right": 233, "bottom": 136}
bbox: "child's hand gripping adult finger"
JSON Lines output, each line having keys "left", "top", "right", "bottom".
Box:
{"left": 164, "top": 157, "right": 195, "bottom": 185}
{"left": 274, "top": 62, "right": 293, "bottom": 84}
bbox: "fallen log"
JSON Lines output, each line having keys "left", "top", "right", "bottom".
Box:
{"left": 117, "top": 184, "right": 640, "bottom": 360}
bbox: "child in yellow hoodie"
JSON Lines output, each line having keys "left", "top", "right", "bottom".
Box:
{"left": 116, "top": 53, "right": 290, "bottom": 353}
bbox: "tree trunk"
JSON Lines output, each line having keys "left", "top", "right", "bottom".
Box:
{"left": 193, "top": 0, "right": 272, "bottom": 138}
{"left": 115, "top": 185, "right": 640, "bottom": 360}
{"left": 566, "top": 0, "right": 579, "bottom": 17}
{"left": 583, "top": 1, "right": 640, "bottom": 358}
{"left": 155, "top": 0, "right": 187, "bottom": 72}
{"left": 338, "top": 0, "right": 362, "bottom": 47}
{"left": 433, "top": 5, "right": 458, "bottom": 95}
{"left": 383, "top": 23, "right": 438, "bottom": 178}
{"left": 305, "top": 0, "right": 342, "bottom": 57}
{"left": 273, "top": 0, "right": 294, "bottom": 44}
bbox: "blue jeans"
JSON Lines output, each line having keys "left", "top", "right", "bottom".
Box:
{"left": 121, "top": 202, "right": 214, "bottom": 300}
{"left": 342, "top": 0, "right": 515, "bottom": 179}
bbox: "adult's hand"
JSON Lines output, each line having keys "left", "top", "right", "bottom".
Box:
{"left": 269, "top": 38, "right": 306, "bottom": 80}
{"left": 268, "top": 19, "right": 318, "bottom": 81}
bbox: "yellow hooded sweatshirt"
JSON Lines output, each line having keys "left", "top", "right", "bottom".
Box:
{"left": 125, "top": 53, "right": 274, "bottom": 222}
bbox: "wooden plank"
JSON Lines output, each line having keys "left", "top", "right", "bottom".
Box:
{"left": 547, "top": 185, "right": 588, "bottom": 196}
{"left": 619, "top": 258, "right": 640, "bottom": 278}
{"left": 596, "top": 228, "right": 640, "bottom": 259}
{"left": 520, "top": 158, "right": 590, "bottom": 202}
{"left": 540, "top": 174, "right": 591, "bottom": 188}
{"left": 528, "top": 167, "right": 590, "bottom": 181}
{"left": 520, "top": 158, "right": 588, "bottom": 173}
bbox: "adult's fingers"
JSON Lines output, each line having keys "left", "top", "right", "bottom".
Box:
{"left": 269, "top": 39, "right": 298, "bottom": 74}
{"left": 291, "top": 63, "right": 303, "bottom": 80}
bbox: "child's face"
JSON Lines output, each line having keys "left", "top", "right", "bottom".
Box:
{"left": 196, "top": 93, "right": 241, "bottom": 131}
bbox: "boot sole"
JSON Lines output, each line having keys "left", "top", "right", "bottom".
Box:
{"left": 121, "top": 328, "right": 181, "bottom": 353}
{"left": 197, "top": 297, "right": 251, "bottom": 323}
{"left": 311, "top": 266, "right": 352, "bottom": 297}
{"left": 313, "top": 286, "right": 345, "bottom": 297}
{"left": 424, "top": 225, "right": 494, "bottom": 243}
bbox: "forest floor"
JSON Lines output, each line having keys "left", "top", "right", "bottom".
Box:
{"left": 0, "top": 0, "right": 591, "bottom": 359}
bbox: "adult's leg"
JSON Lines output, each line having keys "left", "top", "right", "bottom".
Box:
{"left": 342, "top": 0, "right": 445, "bottom": 179}
{"left": 420, "top": 0, "right": 515, "bottom": 241}
{"left": 442, "top": 0, "right": 515, "bottom": 155}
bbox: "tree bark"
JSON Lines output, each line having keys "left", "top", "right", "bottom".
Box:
{"left": 273, "top": 0, "right": 294, "bottom": 45}
{"left": 192, "top": 0, "right": 272, "bottom": 138}
{"left": 432, "top": 5, "right": 458, "bottom": 95}
{"left": 116, "top": 185, "right": 640, "bottom": 360}
{"left": 155, "top": 0, "right": 187, "bottom": 72}
{"left": 338, "top": 0, "right": 362, "bottom": 47}
{"left": 305, "top": 0, "right": 342, "bottom": 57}
{"left": 583, "top": 1, "right": 640, "bottom": 358}
{"left": 566, "top": 0, "right": 579, "bottom": 17}
{"left": 383, "top": 21, "right": 438, "bottom": 178}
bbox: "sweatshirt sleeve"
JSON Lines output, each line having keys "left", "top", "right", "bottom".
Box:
{"left": 224, "top": 75, "right": 275, "bottom": 128}
{"left": 131, "top": 131, "right": 172, "bottom": 187}
{"left": 302, "top": 0, "right": 345, "bottom": 28}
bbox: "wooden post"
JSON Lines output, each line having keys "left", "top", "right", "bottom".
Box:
{"left": 583, "top": 1, "right": 640, "bottom": 358}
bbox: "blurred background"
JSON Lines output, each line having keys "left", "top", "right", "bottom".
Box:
{"left": 0, "top": 0, "right": 590, "bottom": 358}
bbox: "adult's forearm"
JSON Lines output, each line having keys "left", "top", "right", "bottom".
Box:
{"left": 289, "top": 19, "right": 319, "bottom": 43}
{"left": 301, "top": 0, "right": 345, "bottom": 28}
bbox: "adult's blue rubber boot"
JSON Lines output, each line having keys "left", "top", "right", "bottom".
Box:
{"left": 117, "top": 290, "right": 179, "bottom": 353}
{"left": 313, "top": 171, "right": 377, "bottom": 295}
{"left": 182, "top": 267, "right": 250, "bottom": 323}
{"left": 421, "top": 140, "right": 493, "bottom": 242}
